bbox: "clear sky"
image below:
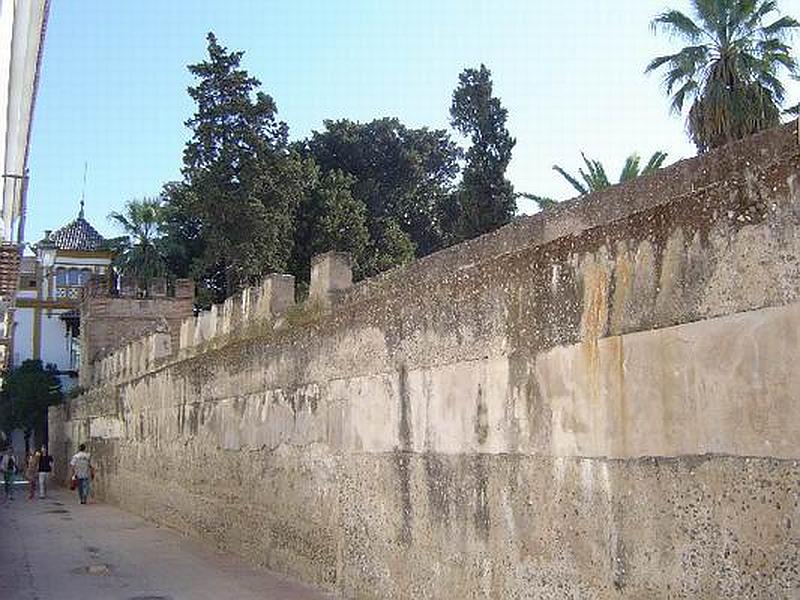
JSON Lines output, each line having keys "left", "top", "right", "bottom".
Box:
{"left": 24, "top": 0, "right": 800, "bottom": 244}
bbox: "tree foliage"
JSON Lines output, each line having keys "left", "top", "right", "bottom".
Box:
{"left": 646, "top": 0, "right": 799, "bottom": 152}
{"left": 108, "top": 197, "right": 167, "bottom": 293}
{"left": 157, "top": 36, "right": 525, "bottom": 303}
{"left": 0, "top": 360, "right": 62, "bottom": 442}
{"left": 161, "top": 33, "right": 309, "bottom": 305}
{"left": 290, "top": 168, "right": 370, "bottom": 281}
{"left": 303, "top": 118, "right": 460, "bottom": 273}
{"left": 448, "top": 64, "right": 516, "bottom": 241}
{"left": 553, "top": 151, "right": 669, "bottom": 196}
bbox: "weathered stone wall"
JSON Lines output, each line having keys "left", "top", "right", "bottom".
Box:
{"left": 79, "top": 278, "right": 194, "bottom": 385}
{"left": 50, "top": 122, "right": 800, "bottom": 599}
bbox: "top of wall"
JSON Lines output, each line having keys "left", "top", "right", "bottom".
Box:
{"left": 83, "top": 120, "right": 799, "bottom": 387}
{"left": 343, "top": 120, "right": 799, "bottom": 305}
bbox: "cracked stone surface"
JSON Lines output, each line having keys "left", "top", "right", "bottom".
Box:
{"left": 0, "top": 488, "right": 331, "bottom": 600}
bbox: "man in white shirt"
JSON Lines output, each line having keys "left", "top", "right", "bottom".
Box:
{"left": 69, "top": 444, "right": 92, "bottom": 505}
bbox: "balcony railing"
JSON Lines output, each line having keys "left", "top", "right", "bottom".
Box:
{"left": 55, "top": 285, "right": 82, "bottom": 300}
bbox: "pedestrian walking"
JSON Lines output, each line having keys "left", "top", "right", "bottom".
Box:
{"left": 25, "top": 450, "right": 40, "bottom": 500}
{"left": 37, "top": 445, "right": 53, "bottom": 499}
{"left": 1, "top": 448, "right": 15, "bottom": 501}
{"left": 69, "top": 444, "right": 92, "bottom": 505}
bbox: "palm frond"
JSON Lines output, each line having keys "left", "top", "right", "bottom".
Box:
{"left": 645, "top": 54, "right": 677, "bottom": 73}
{"left": 693, "top": 0, "right": 725, "bottom": 42}
{"left": 762, "top": 15, "right": 800, "bottom": 37}
{"left": 651, "top": 9, "right": 704, "bottom": 40}
{"left": 552, "top": 165, "right": 588, "bottom": 196}
{"left": 588, "top": 156, "right": 609, "bottom": 189}
{"left": 619, "top": 154, "right": 641, "bottom": 183}
{"left": 642, "top": 151, "right": 668, "bottom": 174}
{"left": 671, "top": 79, "right": 700, "bottom": 113}
{"left": 515, "top": 192, "right": 558, "bottom": 210}
{"left": 743, "top": 0, "right": 779, "bottom": 32}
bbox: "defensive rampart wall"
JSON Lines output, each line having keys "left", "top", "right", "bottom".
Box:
{"left": 51, "top": 122, "right": 800, "bottom": 598}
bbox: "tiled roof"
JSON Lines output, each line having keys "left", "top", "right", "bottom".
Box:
{"left": 46, "top": 215, "right": 106, "bottom": 252}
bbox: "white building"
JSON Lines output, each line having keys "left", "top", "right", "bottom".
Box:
{"left": 0, "top": 0, "right": 50, "bottom": 367}
{"left": 12, "top": 204, "right": 111, "bottom": 390}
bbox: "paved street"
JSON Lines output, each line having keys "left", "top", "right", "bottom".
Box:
{"left": 0, "top": 487, "right": 331, "bottom": 600}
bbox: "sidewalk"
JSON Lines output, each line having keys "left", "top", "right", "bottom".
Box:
{"left": 0, "top": 487, "right": 332, "bottom": 600}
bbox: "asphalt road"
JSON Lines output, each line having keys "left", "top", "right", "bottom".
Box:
{"left": 0, "top": 486, "right": 331, "bottom": 600}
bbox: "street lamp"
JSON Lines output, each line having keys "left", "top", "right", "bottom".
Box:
{"left": 36, "top": 235, "right": 57, "bottom": 269}
{"left": 36, "top": 235, "right": 57, "bottom": 300}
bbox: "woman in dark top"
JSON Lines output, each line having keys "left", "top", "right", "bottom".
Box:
{"left": 37, "top": 445, "right": 53, "bottom": 499}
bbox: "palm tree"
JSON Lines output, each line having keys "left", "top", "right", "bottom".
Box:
{"left": 553, "top": 151, "right": 669, "bottom": 196}
{"left": 108, "top": 198, "right": 167, "bottom": 293}
{"left": 646, "top": 0, "right": 799, "bottom": 152}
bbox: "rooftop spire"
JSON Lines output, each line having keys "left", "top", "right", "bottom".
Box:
{"left": 79, "top": 161, "right": 87, "bottom": 219}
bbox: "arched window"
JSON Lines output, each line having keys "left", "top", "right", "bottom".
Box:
{"left": 55, "top": 268, "right": 67, "bottom": 286}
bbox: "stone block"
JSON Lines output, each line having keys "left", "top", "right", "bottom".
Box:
{"left": 148, "top": 277, "right": 167, "bottom": 297}
{"left": 179, "top": 316, "right": 196, "bottom": 350}
{"left": 175, "top": 279, "right": 195, "bottom": 299}
{"left": 195, "top": 306, "right": 218, "bottom": 345}
{"left": 151, "top": 331, "right": 172, "bottom": 363}
{"left": 254, "top": 273, "right": 295, "bottom": 318}
{"left": 119, "top": 275, "right": 138, "bottom": 297}
{"left": 309, "top": 252, "right": 352, "bottom": 305}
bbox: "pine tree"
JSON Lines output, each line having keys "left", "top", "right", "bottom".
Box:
{"left": 162, "top": 33, "right": 307, "bottom": 304}
{"left": 449, "top": 65, "right": 516, "bottom": 240}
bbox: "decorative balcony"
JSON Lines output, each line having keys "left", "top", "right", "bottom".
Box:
{"left": 55, "top": 285, "right": 83, "bottom": 301}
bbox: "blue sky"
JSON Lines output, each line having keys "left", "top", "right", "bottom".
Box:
{"left": 25, "top": 0, "right": 800, "bottom": 244}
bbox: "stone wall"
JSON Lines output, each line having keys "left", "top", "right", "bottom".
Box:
{"left": 79, "top": 277, "right": 194, "bottom": 385}
{"left": 50, "top": 122, "right": 800, "bottom": 599}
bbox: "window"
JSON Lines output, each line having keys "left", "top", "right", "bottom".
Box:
{"left": 55, "top": 268, "right": 67, "bottom": 286}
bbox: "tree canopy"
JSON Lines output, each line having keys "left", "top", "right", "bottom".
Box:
{"left": 647, "top": 0, "right": 799, "bottom": 152}
{"left": 448, "top": 64, "right": 516, "bottom": 241}
{"left": 161, "top": 33, "right": 309, "bottom": 305}
{"left": 108, "top": 198, "right": 167, "bottom": 293}
{"left": 0, "top": 360, "right": 62, "bottom": 444}
{"left": 302, "top": 117, "right": 460, "bottom": 273}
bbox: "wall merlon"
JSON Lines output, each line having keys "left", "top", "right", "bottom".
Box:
{"left": 259, "top": 273, "right": 295, "bottom": 317}
{"left": 174, "top": 278, "right": 195, "bottom": 299}
{"left": 148, "top": 277, "right": 167, "bottom": 297}
{"left": 310, "top": 251, "right": 352, "bottom": 306}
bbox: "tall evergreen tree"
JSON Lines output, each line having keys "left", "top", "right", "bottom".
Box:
{"left": 449, "top": 64, "right": 516, "bottom": 241}
{"left": 162, "top": 33, "right": 309, "bottom": 304}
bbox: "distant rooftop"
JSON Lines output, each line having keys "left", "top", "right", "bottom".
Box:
{"left": 43, "top": 204, "right": 106, "bottom": 252}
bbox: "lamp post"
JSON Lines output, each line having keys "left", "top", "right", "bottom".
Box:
{"left": 36, "top": 236, "right": 57, "bottom": 299}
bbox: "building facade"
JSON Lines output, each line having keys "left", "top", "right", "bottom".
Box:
{"left": 13, "top": 207, "right": 111, "bottom": 390}
{"left": 0, "top": 0, "right": 50, "bottom": 369}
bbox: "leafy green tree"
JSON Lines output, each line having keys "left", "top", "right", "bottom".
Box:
{"left": 108, "top": 198, "right": 167, "bottom": 293}
{"left": 290, "top": 168, "right": 370, "bottom": 281}
{"left": 162, "top": 32, "right": 308, "bottom": 304}
{"left": 449, "top": 64, "right": 516, "bottom": 241}
{"left": 303, "top": 118, "right": 460, "bottom": 271}
{"left": 0, "top": 360, "right": 62, "bottom": 449}
{"left": 646, "top": 0, "right": 799, "bottom": 152}
{"left": 553, "top": 151, "right": 668, "bottom": 196}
